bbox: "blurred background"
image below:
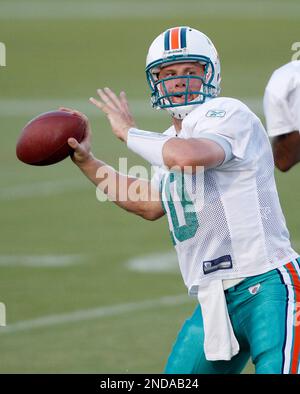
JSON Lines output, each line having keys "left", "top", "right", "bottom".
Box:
{"left": 0, "top": 0, "right": 299, "bottom": 373}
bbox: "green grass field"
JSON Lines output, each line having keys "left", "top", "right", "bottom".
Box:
{"left": 0, "top": 0, "right": 299, "bottom": 373}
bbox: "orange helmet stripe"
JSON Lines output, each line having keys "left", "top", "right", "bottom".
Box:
{"left": 170, "top": 27, "right": 180, "bottom": 49}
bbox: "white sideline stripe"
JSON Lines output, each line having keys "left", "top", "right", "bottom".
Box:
{"left": 126, "top": 251, "right": 179, "bottom": 273}
{"left": 0, "top": 294, "right": 191, "bottom": 334}
{"left": 0, "top": 303, "right": 6, "bottom": 327}
{"left": 0, "top": 99, "right": 161, "bottom": 118}
{"left": 0, "top": 98, "right": 263, "bottom": 117}
{"left": 0, "top": 179, "right": 87, "bottom": 201}
{"left": 0, "top": 1, "right": 299, "bottom": 20}
{"left": 0, "top": 254, "right": 83, "bottom": 267}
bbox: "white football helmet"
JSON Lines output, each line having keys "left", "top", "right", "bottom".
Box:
{"left": 146, "top": 27, "right": 221, "bottom": 119}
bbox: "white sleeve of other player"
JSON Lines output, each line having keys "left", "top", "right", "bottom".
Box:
{"left": 289, "top": 78, "right": 300, "bottom": 134}
{"left": 263, "top": 89, "right": 295, "bottom": 137}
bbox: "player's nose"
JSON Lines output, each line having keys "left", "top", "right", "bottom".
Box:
{"left": 175, "top": 77, "right": 186, "bottom": 88}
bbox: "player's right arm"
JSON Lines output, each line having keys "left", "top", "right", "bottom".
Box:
{"left": 65, "top": 109, "right": 164, "bottom": 221}
{"left": 263, "top": 65, "right": 300, "bottom": 172}
{"left": 271, "top": 131, "right": 300, "bottom": 172}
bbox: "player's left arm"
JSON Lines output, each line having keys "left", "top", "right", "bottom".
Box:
{"left": 271, "top": 131, "right": 300, "bottom": 172}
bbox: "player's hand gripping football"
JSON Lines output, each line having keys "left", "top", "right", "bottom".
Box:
{"left": 89, "top": 88, "right": 136, "bottom": 142}
{"left": 61, "top": 107, "right": 93, "bottom": 165}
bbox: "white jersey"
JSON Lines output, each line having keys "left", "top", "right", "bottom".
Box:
{"left": 263, "top": 60, "right": 300, "bottom": 137}
{"left": 152, "top": 97, "right": 298, "bottom": 295}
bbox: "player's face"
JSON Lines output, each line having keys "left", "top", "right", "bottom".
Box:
{"left": 158, "top": 63, "right": 205, "bottom": 104}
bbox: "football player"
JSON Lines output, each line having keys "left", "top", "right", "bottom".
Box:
{"left": 67, "top": 27, "right": 300, "bottom": 374}
{"left": 263, "top": 61, "right": 300, "bottom": 171}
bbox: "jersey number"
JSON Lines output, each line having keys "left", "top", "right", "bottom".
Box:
{"left": 162, "top": 172, "right": 199, "bottom": 244}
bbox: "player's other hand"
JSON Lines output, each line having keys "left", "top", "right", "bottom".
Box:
{"left": 89, "top": 88, "right": 136, "bottom": 142}
{"left": 59, "top": 107, "right": 93, "bottom": 166}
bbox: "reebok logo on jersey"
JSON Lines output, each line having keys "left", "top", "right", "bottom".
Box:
{"left": 203, "top": 255, "right": 232, "bottom": 274}
{"left": 248, "top": 283, "right": 261, "bottom": 295}
{"left": 205, "top": 110, "right": 226, "bottom": 118}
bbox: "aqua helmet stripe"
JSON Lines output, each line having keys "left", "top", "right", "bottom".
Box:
{"left": 180, "top": 27, "right": 187, "bottom": 48}
{"left": 164, "top": 30, "right": 170, "bottom": 51}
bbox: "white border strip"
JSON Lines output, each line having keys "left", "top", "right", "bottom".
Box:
{"left": 0, "top": 1, "right": 299, "bottom": 20}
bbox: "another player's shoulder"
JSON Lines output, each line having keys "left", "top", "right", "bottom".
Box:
{"left": 272, "top": 60, "right": 300, "bottom": 78}
{"left": 266, "top": 61, "right": 300, "bottom": 91}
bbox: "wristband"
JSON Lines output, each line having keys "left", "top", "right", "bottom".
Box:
{"left": 127, "top": 128, "right": 172, "bottom": 166}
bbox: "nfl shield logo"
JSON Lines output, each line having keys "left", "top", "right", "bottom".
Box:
{"left": 248, "top": 284, "right": 261, "bottom": 295}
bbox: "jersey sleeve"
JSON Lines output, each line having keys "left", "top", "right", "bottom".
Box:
{"left": 289, "top": 77, "right": 300, "bottom": 134}
{"left": 193, "top": 100, "right": 254, "bottom": 161}
{"left": 263, "top": 88, "right": 295, "bottom": 137}
{"left": 195, "top": 133, "right": 233, "bottom": 165}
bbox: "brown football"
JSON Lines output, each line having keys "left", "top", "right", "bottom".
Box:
{"left": 16, "top": 110, "right": 87, "bottom": 165}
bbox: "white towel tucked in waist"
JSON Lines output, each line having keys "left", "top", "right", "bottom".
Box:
{"left": 197, "top": 280, "right": 240, "bottom": 361}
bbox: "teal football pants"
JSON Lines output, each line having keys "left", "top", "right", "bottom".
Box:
{"left": 165, "top": 259, "right": 300, "bottom": 374}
